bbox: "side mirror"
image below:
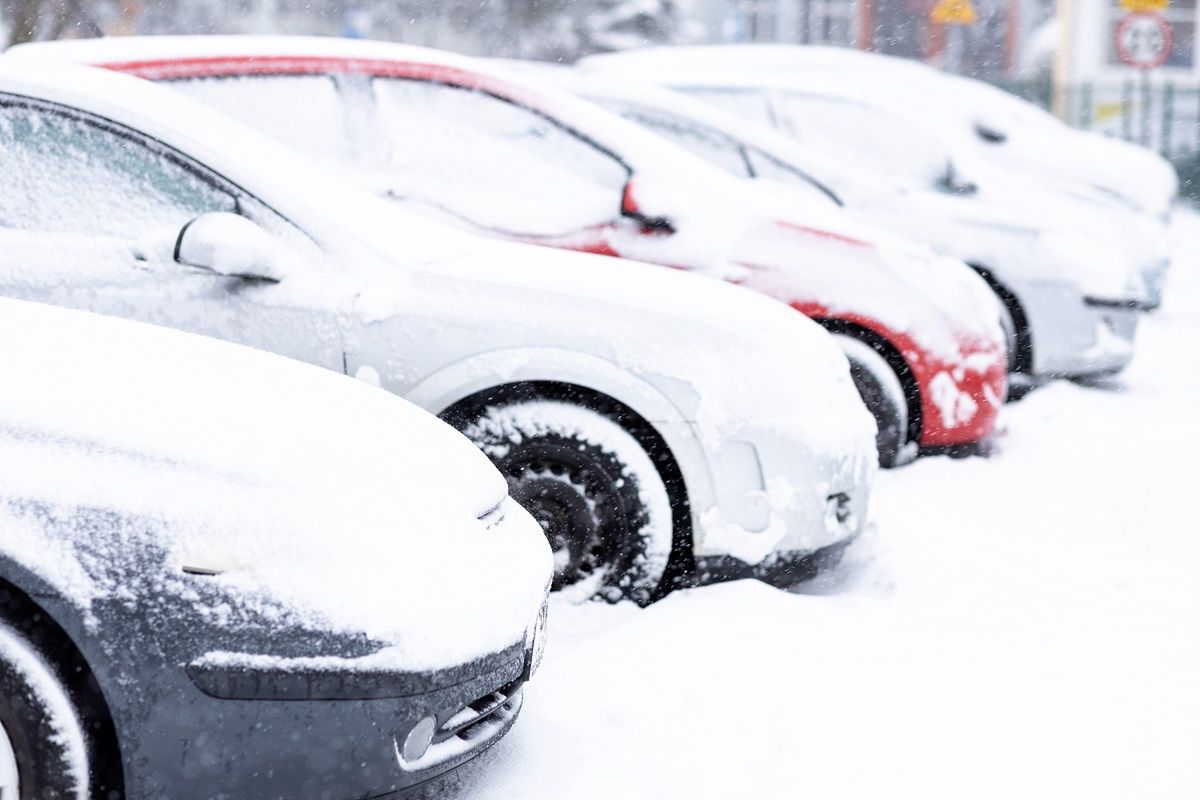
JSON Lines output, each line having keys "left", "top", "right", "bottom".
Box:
{"left": 174, "top": 212, "right": 289, "bottom": 283}
{"left": 620, "top": 180, "right": 676, "bottom": 236}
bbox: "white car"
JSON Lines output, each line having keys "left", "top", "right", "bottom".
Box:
{"left": 0, "top": 297, "right": 552, "bottom": 798}
{"left": 581, "top": 46, "right": 1173, "bottom": 315}
{"left": 581, "top": 44, "right": 1179, "bottom": 221}
{"left": 527, "top": 65, "right": 1152, "bottom": 380}
{"left": 0, "top": 60, "right": 877, "bottom": 600}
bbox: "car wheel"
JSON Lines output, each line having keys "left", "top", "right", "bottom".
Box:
{"left": 460, "top": 399, "right": 673, "bottom": 602}
{"left": 831, "top": 334, "right": 910, "bottom": 468}
{"left": 0, "top": 623, "right": 89, "bottom": 800}
{"left": 997, "top": 300, "right": 1020, "bottom": 374}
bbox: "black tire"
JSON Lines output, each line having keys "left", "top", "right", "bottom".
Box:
{"left": 831, "top": 334, "right": 911, "bottom": 468}
{"left": 0, "top": 622, "right": 89, "bottom": 800}
{"left": 456, "top": 399, "right": 673, "bottom": 603}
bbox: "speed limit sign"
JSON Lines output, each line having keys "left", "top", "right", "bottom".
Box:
{"left": 1115, "top": 12, "right": 1173, "bottom": 70}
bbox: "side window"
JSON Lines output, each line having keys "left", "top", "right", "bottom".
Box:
{"left": 0, "top": 102, "right": 236, "bottom": 240}
{"left": 371, "top": 78, "right": 630, "bottom": 236}
{"left": 170, "top": 75, "right": 356, "bottom": 168}
{"left": 771, "top": 92, "right": 952, "bottom": 189}
{"left": 599, "top": 100, "right": 752, "bottom": 178}
{"left": 677, "top": 88, "right": 775, "bottom": 129}
{"left": 743, "top": 147, "right": 842, "bottom": 206}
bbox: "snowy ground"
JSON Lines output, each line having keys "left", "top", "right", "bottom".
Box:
{"left": 420, "top": 209, "right": 1200, "bottom": 799}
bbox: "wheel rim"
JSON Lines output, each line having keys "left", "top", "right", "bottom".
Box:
{"left": 0, "top": 718, "right": 20, "bottom": 799}
{"left": 499, "top": 444, "right": 627, "bottom": 591}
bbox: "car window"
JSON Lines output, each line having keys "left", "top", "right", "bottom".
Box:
{"left": 770, "top": 92, "right": 951, "bottom": 189}
{"left": 742, "top": 147, "right": 842, "bottom": 206}
{"left": 370, "top": 78, "right": 630, "bottom": 236}
{"left": 170, "top": 75, "right": 356, "bottom": 168}
{"left": 596, "top": 100, "right": 752, "bottom": 178}
{"left": 0, "top": 101, "right": 236, "bottom": 240}
{"left": 675, "top": 87, "right": 776, "bottom": 129}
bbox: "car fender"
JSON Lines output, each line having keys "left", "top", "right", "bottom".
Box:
{"left": 348, "top": 345, "right": 719, "bottom": 521}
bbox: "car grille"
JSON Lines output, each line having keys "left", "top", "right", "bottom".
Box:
{"left": 435, "top": 678, "right": 523, "bottom": 745}
{"left": 398, "top": 678, "right": 525, "bottom": 771}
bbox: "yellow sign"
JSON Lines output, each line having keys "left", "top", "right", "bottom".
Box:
{"left": 931, "top": 0, "right": 978, "bottom": 25}
{"left": 1120, "top": 0, "right": 1168, "bottom": 12}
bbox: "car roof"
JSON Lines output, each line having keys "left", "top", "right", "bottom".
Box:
{"left": 11, "top": 35, "right": 740, "bottom": 189}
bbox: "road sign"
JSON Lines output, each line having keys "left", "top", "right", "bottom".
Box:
{"left": 931, "top": 0, "right": 976, "bottom": 26}
{"left": 1115, "top": 12, "right": 1173, "bottom": 70}
{"left": 1120, "top": 0, "right": 1168, "bottom": 12}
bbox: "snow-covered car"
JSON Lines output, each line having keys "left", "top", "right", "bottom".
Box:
{"left": 580, "top": 44, "right": 1179, "bottom": 221}
{"left": 0, "top": 60, "right": 877, "bottom": 601}
{"left": 0, "top": 297, "right": 552, "bottom": 799}
{"left": 35, "top": 36, "right": 1009, "bottom": 466}
{"left": 579, "top": 45, "right": 1173, "bottom": 313}
{"left": 527, "top": 65, "right": 1151, "bottom": 380}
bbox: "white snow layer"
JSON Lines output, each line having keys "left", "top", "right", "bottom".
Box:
{"left": 412, "top": 208, "right": 1200, "bottom": 798}
{"left": 0, "top": 300, "right": 552, "bottom": 671}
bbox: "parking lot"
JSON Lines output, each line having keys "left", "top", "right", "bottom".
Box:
{"left": 423, "top": 209, "right": 1200, "bottom": 799}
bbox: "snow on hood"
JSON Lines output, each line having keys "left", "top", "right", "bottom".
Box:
{"left": 365, "top": 232, "right": 878, "bottom": 469}
{"left": 0, "top": 299, "right": 551, "bottom": 670}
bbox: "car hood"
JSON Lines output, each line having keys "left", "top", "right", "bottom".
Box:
{"left": 0, "top": 299, "right": 551, "bottom": 670}
{"left": 355, "top": 230, "right": 877, "bottom": 463}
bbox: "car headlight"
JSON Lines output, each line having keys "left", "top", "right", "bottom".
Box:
{"left": 523, "top": 599, "right": 549, "bottom": 681}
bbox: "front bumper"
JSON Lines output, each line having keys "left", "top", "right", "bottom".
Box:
{"left": 1024, "top": 286, "right": 1140, "bottom": 377}
{"left": 162, "top": 640, "right": 530, "bottom": 799}
{"left": 912, "top": 344, "right": 1008, "bottom": 448}
{"left": 693, "top": 535, "right": 855, "bottom": 589}
{"left": 691, "top": 422, "right": 874, "bottom": 573}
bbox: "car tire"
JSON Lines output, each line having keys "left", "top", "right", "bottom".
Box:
{"left": 831, "top": 334, "right": 910, "bottom": 468}
{"left": 0, "top": 622, "right": 90, "bottom": 800}
{"left": 459, "top": 398, "right": 673, "bottom": 603}
{"left": 997, "top": 299, "right": 1020, "bottom": 374}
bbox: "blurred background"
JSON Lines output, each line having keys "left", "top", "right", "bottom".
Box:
{"left": 5, "top": 0, "right": 1199, "bottom": 197}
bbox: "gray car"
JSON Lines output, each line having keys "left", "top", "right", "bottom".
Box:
{"left": 0, "top": 298, "right": 551, "bottom": 799}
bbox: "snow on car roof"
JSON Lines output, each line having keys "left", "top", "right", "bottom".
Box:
{"left": 10, "top": 35, "right": 742, "bottom": 194}
{"left": 0, "top": 298, "right": 550, "bottom": 669}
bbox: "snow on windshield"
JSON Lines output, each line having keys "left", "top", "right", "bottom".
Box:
{"left": 0, "top": 299, "right": 550, "bottom": 670}
{"left": 370, "top": 77, "right": 629, "bottom": 236}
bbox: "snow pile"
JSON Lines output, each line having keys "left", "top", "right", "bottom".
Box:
{"left": 415, "top": 208, "right": 1200, "bottom": 798}
{"left": 0, "top": 300, "right": 551, "bottom": 670}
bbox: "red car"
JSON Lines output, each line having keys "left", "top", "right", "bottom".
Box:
{"left": 39, "top": 36, "right": 1008, "bottom": 465}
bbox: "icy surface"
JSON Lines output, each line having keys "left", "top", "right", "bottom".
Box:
{"left": 414, "top": 209, "right": 1200, "bottom": 797}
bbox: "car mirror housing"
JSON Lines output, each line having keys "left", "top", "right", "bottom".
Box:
{"left": 174, "top": 212, "right": 289, "bottom": 283}
{"left": 620, "top": 180, "right": 676, "bottom": 236}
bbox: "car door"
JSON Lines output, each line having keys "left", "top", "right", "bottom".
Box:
{"left": 0, "top": 95, "right": 348, "bottom": 372}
